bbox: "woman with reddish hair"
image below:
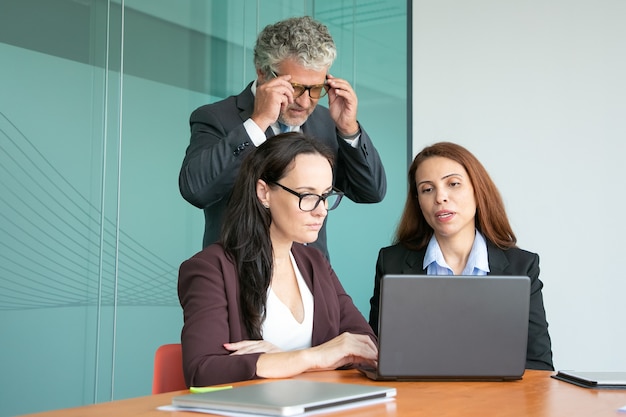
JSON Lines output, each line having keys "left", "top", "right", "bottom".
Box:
{"left": 368, "top": 142, "right": 553, "bottom": 370}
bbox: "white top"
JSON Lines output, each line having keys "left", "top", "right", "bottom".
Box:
{"left": 261, "top": 252, "right": 314, "bottom": 350}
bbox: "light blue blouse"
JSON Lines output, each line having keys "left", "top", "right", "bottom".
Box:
{"left": 423, "top": 230, "right": 490, "bottom": 276}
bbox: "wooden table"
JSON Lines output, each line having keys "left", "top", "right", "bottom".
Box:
{"left": 17, "top": 370, "right": 626, "bottom": 417}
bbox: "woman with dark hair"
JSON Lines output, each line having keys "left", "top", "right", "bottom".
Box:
{"left": 178, "top": 132, "right": 377, "bottom": 386}
{"left": 368, "top": 142, "right": 553, "bottom": 370}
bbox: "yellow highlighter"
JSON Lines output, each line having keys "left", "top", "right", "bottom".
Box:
{"left": 189, "top": 385, "right": 233, "bottom": 394}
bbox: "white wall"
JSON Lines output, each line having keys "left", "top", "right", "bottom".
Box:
{"left": 412, "top": 0, "right": 626, "bottom": 371}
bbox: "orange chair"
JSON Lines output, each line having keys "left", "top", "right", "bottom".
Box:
{"left": 152, "top": 343, "right": 187, "bottom": 394}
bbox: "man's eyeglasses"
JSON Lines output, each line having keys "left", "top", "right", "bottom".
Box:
{"left": 271, "top": 71, "right": 329, "bottom": 99}
{"left": 270, "top": 181, "right": 343, "bottom": 212}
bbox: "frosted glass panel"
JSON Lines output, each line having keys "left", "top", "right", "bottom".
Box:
{"left": 0, "top": 1, "right": 407, "bottom": 415}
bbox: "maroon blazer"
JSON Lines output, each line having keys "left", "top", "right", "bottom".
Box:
{"left": 178, "top": 243, "right": 375, "bottom": 387}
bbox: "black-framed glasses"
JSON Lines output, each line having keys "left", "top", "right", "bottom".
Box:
{"left": 271, "top": 71, "right": 329, "bottom": 99}
{"left": 270, "top": 181, "right": 343, "bottom": 212}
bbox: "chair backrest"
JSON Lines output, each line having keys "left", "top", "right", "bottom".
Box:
{"left": 152, "top": 343, "right": 187, "bottom": 394}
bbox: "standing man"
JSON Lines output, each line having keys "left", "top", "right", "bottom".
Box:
{"left": 179, "top": 16, "right": 386, "bottom": 259}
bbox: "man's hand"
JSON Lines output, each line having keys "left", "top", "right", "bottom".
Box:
{"left": 326, "top": 74, "right": 360, "bottom": 137}
{"left": 251, "top": 74, "right": 294, "bottom": 132}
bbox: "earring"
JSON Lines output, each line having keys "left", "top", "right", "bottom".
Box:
{"left": 263, "top": 203, "right": 269, "bottom": 208}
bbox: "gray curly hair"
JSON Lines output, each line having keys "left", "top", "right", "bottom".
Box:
{"left": 254, "top": 16, "right": 337, "bottom": 77}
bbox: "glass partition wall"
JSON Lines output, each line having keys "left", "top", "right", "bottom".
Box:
{"left": 0, "top": 1, "right": 407, "bottom": 415}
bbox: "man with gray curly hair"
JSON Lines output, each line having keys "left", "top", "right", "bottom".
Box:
{"left": 179, "top": 16, "right": 387, "bottom": 259}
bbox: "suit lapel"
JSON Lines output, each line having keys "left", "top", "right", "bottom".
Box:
{"left": 399, "top": 243, "right": 509, "bottom": 275}
{"left": 486, "top": 242, "right": 510, "bottom": 275}
{"left": 300, "top": 108, "right": 323, "bottom": 137}
{"left": 396, "top": 241, "right": 510, "bottom": 275}
{"left": 236, "top": 82, "right": 255, "bottom": 122}
{"left": 401, "top": 248, "right": 427, "bottom": 274}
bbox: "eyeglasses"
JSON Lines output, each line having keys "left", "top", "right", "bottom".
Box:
{"left": 270, "top": 181, "right": 343, "bottom": 212}
{"left": 271, "top": 71, "right": 329, "bottom": 99}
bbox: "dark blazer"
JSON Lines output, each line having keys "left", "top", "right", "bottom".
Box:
{"left": 178, "top": 82, "right": 387, "bottom": 258}
{"left": 368, "top": 241, "right": 554, "bottom": 371}
{"left": 178, "top": 242, "right": 375, "bottom": 387}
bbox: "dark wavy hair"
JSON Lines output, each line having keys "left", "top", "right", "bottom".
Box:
{"left": 220, "top": 132, "right": 335, "bottom": 339}
{"left": 395, "top": 141, "right": 517, "bottom": 251}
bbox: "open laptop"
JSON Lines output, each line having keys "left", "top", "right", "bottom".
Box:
{"left": 171, "top": 380, "right": 396, "bottom": 416}
{"left": 359, "top": 274, "right": 530, "bottom": 381}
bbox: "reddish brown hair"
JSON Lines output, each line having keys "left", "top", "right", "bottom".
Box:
{"left": 395, "top": 142, "right": 517, "bottom": 251}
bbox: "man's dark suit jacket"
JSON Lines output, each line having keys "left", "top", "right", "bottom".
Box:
{"left": 178, "top": 242, "right": 375, "bottom": 387}
{"left": 179, "top": 82, "right": 387, "bottom": 258}
{"left": 368, "top": 241, "right": 554, "bottom": 371}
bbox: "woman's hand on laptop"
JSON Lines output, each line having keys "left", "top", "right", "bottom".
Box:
{"left": 308, "top": 332, "right": 378, "bottom": 371}
{"left": 252, "top": 333, "right": 377, "bottom": 379}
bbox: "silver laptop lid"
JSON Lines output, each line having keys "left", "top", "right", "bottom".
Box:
{"left": 172, "top": 380, "right": 396, "bottom": 416}
{"left": 377, "top": 274, "right": 530, "bottom": 381}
